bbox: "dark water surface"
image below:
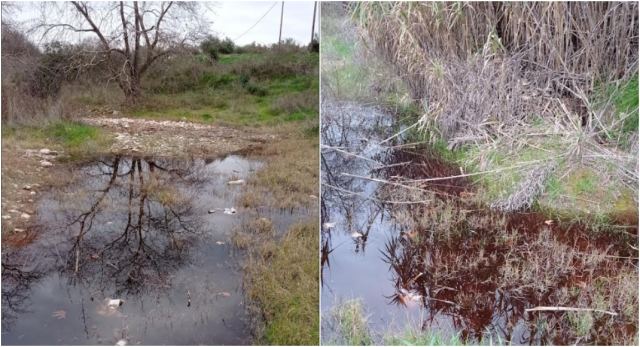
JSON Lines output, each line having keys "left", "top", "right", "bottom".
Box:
{"left": 320, "top": 101, "right": 638, "bottom": 345}
{"left": 2, "top": 155, "right": 296, "bottom": 345}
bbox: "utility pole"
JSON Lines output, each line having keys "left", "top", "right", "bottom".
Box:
{"left": 278, "top": 1, "right": 284, "bottom": 45}
{"left": 310, "top": 1, "right": 317, "bottom": 43}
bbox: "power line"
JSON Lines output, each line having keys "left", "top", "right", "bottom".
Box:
{"left": 233, "top": 2, "right": 278, "bottom": 42}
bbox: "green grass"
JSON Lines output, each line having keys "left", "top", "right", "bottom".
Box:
{"left": 131, "top": 70, "right": 318, "bottom": 127}
{"left": 384, "top": 330, "right": 464, "bottom": 346}
{"left": 245, "top": 221, "right": 319, "bottom": 345}
{"left": 217, "top": 53, "right": 263, "bottom": 65}
{"left": 331, "top": 299, "right": 374, "bottom": 346}
{"left": 567, "top": 311, "right": 595, "bottom": 337}
{"left": 593, "top": 75, "right": 639, "bottom": 147}
{"left": 573, "top": 171, "right": 597, "bottom": 194}
{"left": 614, "top": 76, "right": 638, "bottom": 134}
{"left": 2, "top": 120, "right": 111, "bottom": 157}
{"left": 50, "top": 121, "right": 99, "bottom": 147}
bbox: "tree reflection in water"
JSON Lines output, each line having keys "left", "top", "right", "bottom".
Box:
{"left": 2, "top": 156, "right": 207, "bottom": 329}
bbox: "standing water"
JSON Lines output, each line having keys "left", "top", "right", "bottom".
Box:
{"left": 1, "top": 155, "right": 292, "bottom": 345}
{"left": 320, "top": 101, "right": 638, "bottom": 345}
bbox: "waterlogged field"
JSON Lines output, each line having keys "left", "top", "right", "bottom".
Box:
{"left": 320, "top": 3, "right": 638, "bottom": 345}
{"left": 320, "top": 101, "right": 639, "bottom": 346}
{"left": 1, "top": 155, "right": 305, "bottom": 345}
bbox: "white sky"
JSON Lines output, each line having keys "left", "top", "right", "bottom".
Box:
{"left": 211, "top": 1, "right": 318, "bottom": 45}
{"left": 5, "top": 1, "right": 318, "bottom": 46}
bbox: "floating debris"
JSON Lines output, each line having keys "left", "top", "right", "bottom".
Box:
{"left": 40, "top": 160, "right": 53, "bottom": 167}
{"left": 107, "top": 299, "right": 124, "bottom": 308}
{"left": 115, "top": 339, "right": 127, "bottom": 346}
{"left": 51, "top": 310, "right": 66, "bottom": 320}
{"left": 223, "top": 208, "right": 237, "bottom": 215}
{"left": 322, "top": 222, "right": 336, "bottom": 229}
{"left": 350, "top": 231, "right": 363, "bottom": 239}
{"left": 216, "top": 241, "right": 225, "bottom": 245}
{"left": 217, "top": 292, "right": 231, "bottom": 297}
{"left": 227, "top": 179, "right": 245, "bottom": 185}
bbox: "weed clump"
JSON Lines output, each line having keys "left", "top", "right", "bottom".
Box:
{"left": 330, "top": 299, "right": 374, "bottom": 346}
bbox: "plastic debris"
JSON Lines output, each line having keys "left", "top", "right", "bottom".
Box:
{"left": 107, "top": 299, "right": 124, "bottom": 308}
{"left": 216, "top": 241, "right": 225, "bottom": 245}
{"left": 52, "top": 310, "right": 66, "bottom": 319}
{"left": 116, "top": 339, "right": 127, "bottom": 346}
{"left": 322, "top": 222, "right": 336, "bottom": 229}
{"left": 227, "top": 179, "right": 245, "bottom": 185}
{"left": 223, "top": 207, "right": 237, "bottom": 215}
{"left": 350, "top": 231, "right": 363, "bottom": 239}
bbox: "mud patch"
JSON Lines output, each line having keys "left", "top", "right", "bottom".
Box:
{"left": 81, "top": 117, "right": 273, "bottom": 156}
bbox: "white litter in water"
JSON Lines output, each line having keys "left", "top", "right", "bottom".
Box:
{"left": 115, "top": 339, "right": 127, "bottom": 346}
{"left": 107, "top": 299, "right": 124, "bottom": 308}
{"left": 350, "top": 231, "right": 363, "bottom": 239}
{"left": 216, "top": 241, "right": 225, "bottom": 245}
{"left": 227, "top": 179, "right": 245, "bottom": 185}
{"left": 322, "top": 222, "right": 336, "bottom": 229}
{"left": 223, "top": 208, "right": 237, "bottom": 215}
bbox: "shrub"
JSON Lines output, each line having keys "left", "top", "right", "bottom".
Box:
{"left": 200, "top": 35, "right": 236, "bottom": 61}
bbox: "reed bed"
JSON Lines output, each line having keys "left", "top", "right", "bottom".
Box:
{"left": 352, "top": 2, "right": 638, "bottom": 211}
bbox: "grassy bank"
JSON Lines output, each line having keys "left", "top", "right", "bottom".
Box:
{"left": 232, "top": 120, "right": 319, "bottom": 345}
{"left": 242, "top": 221, "right": 319, "bottom": 345}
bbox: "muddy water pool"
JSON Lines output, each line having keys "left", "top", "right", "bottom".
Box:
{"left": 1, "top": 155, "right": 299, "bottom": 345}
{"left": 320, "top": 101, "right": 638, "bottom": 345}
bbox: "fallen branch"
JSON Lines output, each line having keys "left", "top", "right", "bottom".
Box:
{"left": 525, "top": 306, "right": 617, "bottom": 316}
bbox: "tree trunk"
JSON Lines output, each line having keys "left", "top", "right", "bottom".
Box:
{"left": 121, "top": 75, "right": 142, "bottom": 105}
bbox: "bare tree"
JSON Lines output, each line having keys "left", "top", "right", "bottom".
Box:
{"left": 32, "top": 1, "right": 209, "bottom": 104}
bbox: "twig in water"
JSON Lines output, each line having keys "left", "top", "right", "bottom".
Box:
{"left": 525, "top": 306, "right": 617, "bottom": 316}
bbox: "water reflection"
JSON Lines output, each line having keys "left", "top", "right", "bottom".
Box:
{"left": 2, "top": 155, "right": 265, "bottom": 345}
{"left": 321, "top": 100, "right": 638, "bottom": 345}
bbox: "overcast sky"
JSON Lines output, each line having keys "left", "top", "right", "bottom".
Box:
{"left": 211, "top": 1, "right": 317, "bottom": 45}
{"left": 6, "top": 1, "right": 318, "bottom": 46}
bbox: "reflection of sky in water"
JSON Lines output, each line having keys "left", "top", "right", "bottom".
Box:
{"left": 1, "top": 155, "right": 300, "bottom": 345}
{"left": 321, "top": 101, "right": 638, "bottom": 345}
{"left": 321, "top": 101, "right": 425, "bottom": 336}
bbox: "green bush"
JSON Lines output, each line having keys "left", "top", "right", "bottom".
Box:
{"left": 200, "top": 35, "right": 236, "bottom": 61}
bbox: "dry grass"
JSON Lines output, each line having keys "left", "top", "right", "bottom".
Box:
{"left": 240, "top": 122, "right": 319, "bottom": 210}
{"left": 350, "top": 2, "right": 638, "bottom": 215}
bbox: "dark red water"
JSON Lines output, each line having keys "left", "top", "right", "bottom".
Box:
{"left": 321, "top": 101, "right": 638, "bottom": 345}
